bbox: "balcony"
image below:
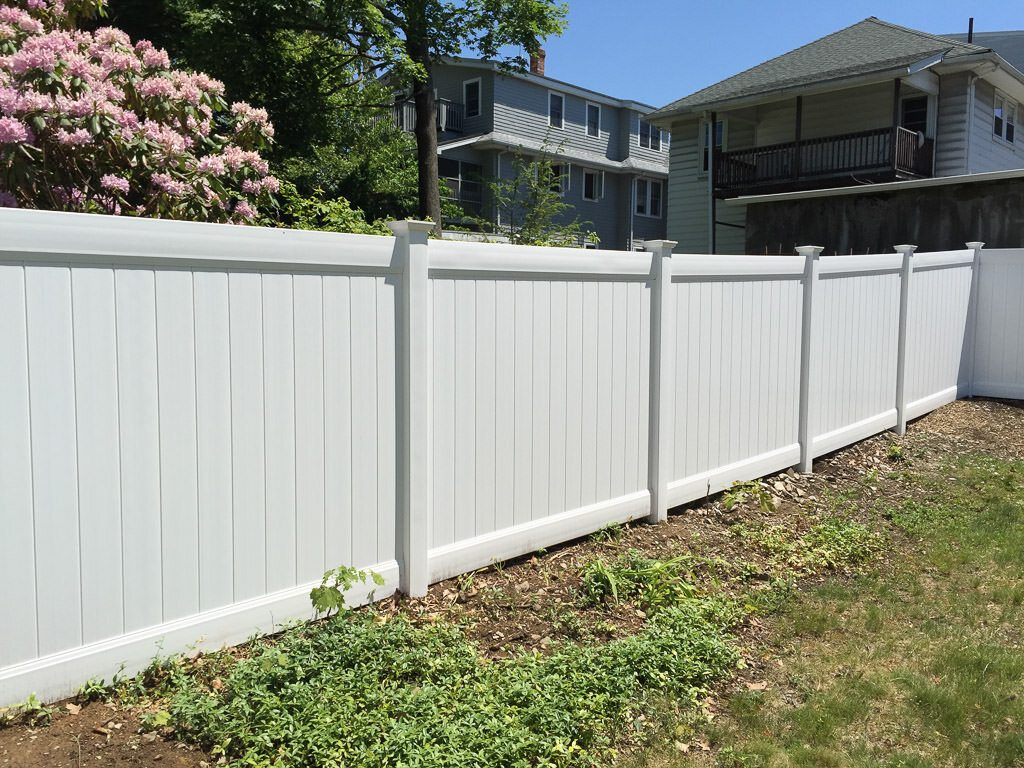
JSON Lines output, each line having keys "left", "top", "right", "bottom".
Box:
{"left": 714, "top": 126, "right": 933, "bottom": 196}
{"left": 373, "top": 98, "right": 465, "bottom": 134}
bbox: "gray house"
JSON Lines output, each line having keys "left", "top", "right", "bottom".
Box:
{"left": 646, "top": 18, "right": 1024, "bottom": 254}
{"left": 393, "top": 54, "right": 670, "bottom": 250}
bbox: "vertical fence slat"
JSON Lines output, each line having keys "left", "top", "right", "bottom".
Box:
{"left": 796, "top": 246, "right": 824, "bottom": 472}
{"left": 893, "top": 245, "right": 917, "bottom": 435}
{"left": 645, "top": 240, "right": 676, "bottom": 523}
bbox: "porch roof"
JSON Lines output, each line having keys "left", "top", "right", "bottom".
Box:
{"left": 649, "top": 18, "right": 990, "bottom": 123}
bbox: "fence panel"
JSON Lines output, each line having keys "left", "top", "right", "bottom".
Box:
{"left": 810, "top": 255, "right": 902, "bottom": 457}
{"left": 0, "top": 211, "right": 402, "bottom": 702}
{"left": 666, "top": 257, "right": 804, "bottom": 505}
{"left": 426, "top": 241, "right": 653, "bottom": 582}
{"left": 904, "top": 251, "right": 974, "bottom": 419}
{"left": 974, "top": 250, "right": 1024, "bottom": 399}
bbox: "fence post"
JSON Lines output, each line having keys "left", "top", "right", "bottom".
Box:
{"left": 388, "top": 220, "right": 434, "bottom": 597}
{"left": 964, "top": 241, "right": 985, "bottom": 398}
{"left": 892, "top": 244, "right": 917, "bottom": 436}
{"left": 796, "top": 245, "right": 824, "bottom": 473}
{"left": 645, "top": 239, "right": 677, "bottom": 524}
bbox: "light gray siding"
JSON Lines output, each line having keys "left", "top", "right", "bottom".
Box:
{"left": 431, "top": 66, "right": 494, "bottom": 137}
{"left": 629, "top": 110, "right": 672, "bottom": 166}
{"left": 968, "top": 80, "right": 1024, "bottom": 173}
{"left": 493, "top": 75, "right": 622, "bottom": 161}
{"left": 667, "top": 118, "right": 708, "bottom": 253}
{"left": 935, "top": 73, "right": 970, "bottom": 176}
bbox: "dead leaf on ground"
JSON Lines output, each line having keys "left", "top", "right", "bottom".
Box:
{"left": 65, "top": 702, "right": 81, "bottom": 715}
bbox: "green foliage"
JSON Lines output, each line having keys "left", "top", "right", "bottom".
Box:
{"left": 582, "top": 550, "right": 702, "bottom": 613}
{"left": 886, "top": 442, "right": 907, "bottom": 463}
{"left": 590, "top": 521, "right": 626, "bottom": 543}
{"left": 77, "top": 677, "right": 109, "bottom": 703}
{"left": 722, "top": 480, "right": 776, "bottom": 512}
{"left": 158, "top": 600, "right": 738, "bottom": 767}
{"left": 732, "top": 517, "right": 884, "bottom": 574}
{"left": 0, "top": 694, "right": 53, "bottom": 728}
{"left": 268, "top": 181, "right": 391, "bottom": 235}
{"left": 467, "top": 143, "right": 597, "bottom": 246}
{"left": 309, "top": 565, "right": 386, "bottom": 618}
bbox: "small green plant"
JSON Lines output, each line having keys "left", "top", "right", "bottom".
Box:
{"left": 2, "top": 694, "right": 54, "bottom": 727}
{"left": 723, "top": 480, "right": 776, "bottom": 512}
{"left": 582, "top": 550, "right": 699, "bottom": 612}
{"left": 590, "top": 521, "right": 626, "bottom": 543}
{"left": 887, "top": 442, "right": 907, "bottom": 463}
{"left": 77, "top": 677, "right": 108, "bottom": 703}
{"left": 310, "top": 566, "right": 385, "bottom": 618}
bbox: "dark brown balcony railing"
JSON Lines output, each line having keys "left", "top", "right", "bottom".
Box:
{"left": 714, "top": 126, "right": 933, "bottom": 194}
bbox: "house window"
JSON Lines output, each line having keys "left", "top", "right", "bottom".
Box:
{"left": 639, "top": 120, "right": 661, "bottom": 150}
{"left": 701, "top": 120, "right": 724, "bottom": 173}
{"left": 635, "top": 178, "right": 662, "bottom": 218}
{"left": 901, "top": 96, "right": 928, "bottom": 134}
{"left": 583, "top": 169, "right": 604, "bottom": 201}
{"left": 549, "top": 92, "right": 564, "bottom": 128}
{"left": 586, "top": 102, "right": 600, "bottom": 137}
{"left": 550, "top": 163, "right": 570, "bottom": 195}
{"left": 994, "top": 91, "right": 1017, "bottom": 143}
{"left": 439, "top": 158, "right": 483, "bottom": 213}
{"left": 463, "top": 78, "right": 481, "bottom": 118}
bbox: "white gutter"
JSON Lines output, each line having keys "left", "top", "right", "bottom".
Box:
{"left": 725, "top": 167, "right": 1024, "bottom": 205}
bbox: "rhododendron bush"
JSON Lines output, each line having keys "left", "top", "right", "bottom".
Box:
{"left": 0, "top": 0, "right": 277, "bottom": 222}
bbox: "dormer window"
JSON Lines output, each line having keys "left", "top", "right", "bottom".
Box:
{"left": 639, "top": 120, "right": 661, "bottom": 150}
{"left": 994, "top": 91, "right": 1017, "bottom": 143}
{"left": 549, "top": 92, "right": 564, "bottom": 129}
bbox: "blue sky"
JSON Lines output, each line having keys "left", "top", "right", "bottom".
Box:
{"left": 532, "top": 0, "right": 1024, "bottom": 108}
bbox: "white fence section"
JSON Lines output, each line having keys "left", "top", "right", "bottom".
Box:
{"left": 0, "top": 209, "right": 1021, "bottom": 706}
{"left": 974, "top": 249, "right": 1024, "bottom": 400}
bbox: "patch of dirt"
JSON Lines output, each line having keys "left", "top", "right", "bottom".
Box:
{"left": 2, "top": 397, "right": 1021, "bottom": 768}
{"left": 0, "top": 701, "right": 212, "bottom": 768}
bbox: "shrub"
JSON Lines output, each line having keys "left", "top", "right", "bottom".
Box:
{"left": 0, "top": 0, "right": 276, "bottom": 223}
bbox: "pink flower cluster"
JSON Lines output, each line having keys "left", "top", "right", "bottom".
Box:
{"left": 0, "top": 0, "right": 276, "bottom": 224}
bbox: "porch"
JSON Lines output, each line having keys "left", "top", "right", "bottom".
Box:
{"left": 714, "top": 126, "right": 934, "bottom": 196}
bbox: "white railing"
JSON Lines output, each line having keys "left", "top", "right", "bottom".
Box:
{"left": 0, "top": 209, "right": 1020, "bottom": 705}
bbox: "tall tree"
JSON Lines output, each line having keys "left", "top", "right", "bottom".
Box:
{"left": 102, "top": 0, "right": 569, "bottom": 230}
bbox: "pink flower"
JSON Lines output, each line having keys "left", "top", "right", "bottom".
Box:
{"left": 262, "top": 175, "right": 280, "bottom": 193}
{"left": 151, "top": 172, "right": 186, "bottom": 196}
{"left": 137, "top": 77, "right": 174, "bottom": 99}
{"left": 0, "top": 116, "right": 31, "bottom": 143}
{"left": 100, "top": 174, "right": 129, "bottom": 194}
{"left": 234, "top": 200, "right": 256, "bottom": 219}
{"left": 141, "top": 47, "right": 170, "bottom": 69}
{"left": 197, "top": 154, "right": 225, "bottom": 176}
{"left": 55, "top": 127, "right": 91, "bottom": 145}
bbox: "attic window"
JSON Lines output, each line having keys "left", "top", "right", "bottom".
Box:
{"left": 994, "top": 91, "right": 1017, "bottom": 143}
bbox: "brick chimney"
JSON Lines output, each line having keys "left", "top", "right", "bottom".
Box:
{"left": 530, "top": 49, "right": 546, "bottom": 76}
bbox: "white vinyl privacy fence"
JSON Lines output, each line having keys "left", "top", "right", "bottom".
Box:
{"left": 1, "top": 209, "right": 1021, "bottom": 705}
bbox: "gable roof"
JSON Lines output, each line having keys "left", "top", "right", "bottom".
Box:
{"left": 649, "top": 17, "right": 991, "bottom": 121}
{"left": 943, "top": 31, "right": 1024, "bottom": 74}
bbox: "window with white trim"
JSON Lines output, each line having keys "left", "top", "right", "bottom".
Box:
{"left": 550, "top": 163, "right": 570, "bottom": 195}
{"left": 582, "top": 169, "right": 604, "bottom": 201}
{"left": 463, "top": 78, "right": 481, "bottom": 118}
{"left": 994, "top": 91, "right": 1018, "bottom": 143}
{"left": 549, "top": 92, "right": 564, "bottom": 128}
{"left": 586, "top": 102, "right": 600, "bottom": 137}
{"left": 639, "top": 120, "right": 661, "bottom": 150}
{"left": 635, "top": 178, "right": 662, "bottom": 218}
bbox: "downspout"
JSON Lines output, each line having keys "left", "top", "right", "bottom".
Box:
{"left": 965, "top": 74, "right": 978, "bottom": 174}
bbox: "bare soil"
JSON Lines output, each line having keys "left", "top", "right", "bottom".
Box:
{"left": 2, "top": 397, "right": 1021, "bottom": 768}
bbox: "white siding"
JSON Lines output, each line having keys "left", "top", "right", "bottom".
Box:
{"left": 935, "top": 72, "right": 970, "bottom": 176}
{"left": 667, "top": 117, "right": 708, "bottom": 253}
{"left": 967, "top": 80, "right": 1024, "bottom": 174}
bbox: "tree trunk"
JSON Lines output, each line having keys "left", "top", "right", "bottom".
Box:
{"left": 408, "top": 36, "right": 441, "bottom": 234}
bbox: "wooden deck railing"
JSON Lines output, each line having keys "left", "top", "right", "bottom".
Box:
{"left": 369, "top": 99, "right": 465, "bottom": 134}
{"left": 715, "top": 126, "right": 933, "bottom": 193}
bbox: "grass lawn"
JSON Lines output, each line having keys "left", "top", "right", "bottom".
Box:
{"left": 629, "top": 452, "right": 1024, "bottom": 768}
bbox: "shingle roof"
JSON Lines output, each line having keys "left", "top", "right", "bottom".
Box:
{"left": 649, "top": 17, "right": 991, "bottom": 120}
{"left": 943, "top": 31, "right": 1024, "bottom": 75}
